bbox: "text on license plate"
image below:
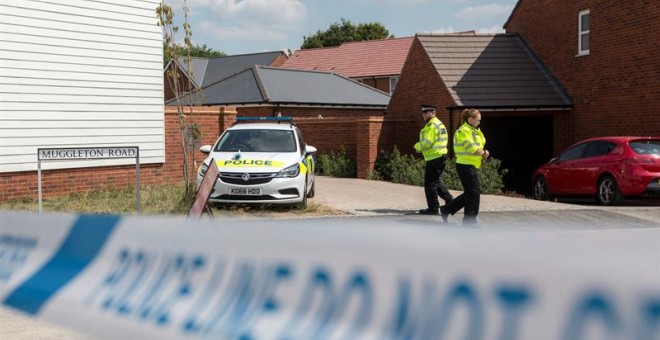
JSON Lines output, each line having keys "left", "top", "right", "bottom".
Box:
{"left": 230, "top": 187, "right": 262, "bottom": 195}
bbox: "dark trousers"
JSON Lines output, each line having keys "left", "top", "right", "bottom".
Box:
{"left": 443, "top": 163, "right": 480, "bottom": 225}
{"left": 424, "top": 155, "right": 453, "bottom": 210}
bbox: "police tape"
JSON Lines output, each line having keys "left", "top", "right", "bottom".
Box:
{"left": 0, "top": 211, "right": 659, "bottom": 340}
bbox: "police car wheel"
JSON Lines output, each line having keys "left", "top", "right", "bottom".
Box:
{"left": 307, "top": 180, "right": 315, "bottom": 198}
{"left": 298, "top": 176, "right": 308, "bottom": 209}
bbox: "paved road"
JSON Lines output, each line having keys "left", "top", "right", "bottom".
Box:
{"left": 312, "top": 176, "right": 660, "bottom": 225}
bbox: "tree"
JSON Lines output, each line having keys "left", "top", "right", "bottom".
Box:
{"left": 301, "top": 18, "right": 393, "bottom": 49}
{"left": 157, "top": 1, "right": 203, "bottom": 199}
{"left": 163, "top": 43, "right": 226, "bottom": 64}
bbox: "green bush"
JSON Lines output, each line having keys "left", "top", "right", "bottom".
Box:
{"left": 371, "top": 147, "right": 507, "bottom": 194}
{"left": 373, "top": 146, "right": 425, "bottom": 186}
{"left": 316, "top": 146, "right": 356, "bottom": 177}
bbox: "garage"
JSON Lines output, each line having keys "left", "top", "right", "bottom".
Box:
{"left": 480, "top": 115, "right": 554, "bottom": 195}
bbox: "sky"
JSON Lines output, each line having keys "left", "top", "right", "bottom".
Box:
{"left": 166, "top": 0, "right": 519, "bottom": 55}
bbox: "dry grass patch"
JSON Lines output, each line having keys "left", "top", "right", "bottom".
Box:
{"left": 0, "top": 185, "right": 345, "bottom": 218}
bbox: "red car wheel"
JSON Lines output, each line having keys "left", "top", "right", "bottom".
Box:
{"left": 533, "top": 176, "right": 549, "bottom": 201}
{"left": 597, "top": 175, "right": 623, "bottom": 205}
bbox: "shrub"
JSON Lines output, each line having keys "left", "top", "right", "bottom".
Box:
{"left": 372, "top": 147, "right": 507, "bottom": 194}
{"left": 373, "top": 146, "right": 425, "bottom": 186}
{"left": 316, "top": 146, "right": 356, "bottom": 177}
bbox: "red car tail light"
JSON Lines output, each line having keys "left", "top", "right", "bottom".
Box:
{"left": 624, "top": 156, "right": 660, "bottom": 173}
{"left": 624, "top": 157, "right": 654, "bottom": 164}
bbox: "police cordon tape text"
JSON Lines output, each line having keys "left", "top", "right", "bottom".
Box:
{"left": 0, "top": 212, "right": 658, "bottom": 339}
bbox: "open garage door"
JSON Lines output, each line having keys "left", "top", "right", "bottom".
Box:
{"left": 479, "top": 115, "right": 553, "bottom": 196}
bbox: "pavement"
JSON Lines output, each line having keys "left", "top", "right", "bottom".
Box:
{"left": 311, "top": 176, "right": 660, "bottom": 226}
{"left": 313, "top": 176, "right": 584, "bottom": 215}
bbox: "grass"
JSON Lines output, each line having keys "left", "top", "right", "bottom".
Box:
{"left": 0, "top": 184, "right": 345, "bottom": 218}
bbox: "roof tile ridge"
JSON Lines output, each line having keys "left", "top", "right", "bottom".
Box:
{"left": 290, "top": 45, "right": 342, "bottom": 54}
{"left": 251, "top": 65, "right": 270, "bottom": 102}
{"left": 208, "top": 50, "right": 283, "bottom": 60}
{"left": 339, "top": 36, "right": 414, "bottom": 46}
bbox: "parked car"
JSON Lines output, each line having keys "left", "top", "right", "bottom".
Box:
{"left": 197, "top": 116, "right": 317, "bottom": 207}
{"left": 532, "top": 137, "right": 660, "bottom": 205}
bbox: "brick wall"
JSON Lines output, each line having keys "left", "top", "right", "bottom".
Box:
{"left": 269, "top": 53, "right": 289, "bottom": 67}
{"left": 361, "top": 77, "right": 392, "bottom": 93}
{"left": 233, "top": 106, "right": 391, "bottom": 178}
{"left": 0, "top": 105, "right": 391, "bottom": 201}
{"left": 505, "top": 0, "right": 660, "bottom": 150}
{"left": 387, "top": 38, "right": 457, "bottom": 151}
{"left": 0, "top": 106, "right": 236, "bottom": 202}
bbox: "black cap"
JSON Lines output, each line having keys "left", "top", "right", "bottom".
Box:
{"left": 421, "top": 105, "right": 436, "bottom": 112}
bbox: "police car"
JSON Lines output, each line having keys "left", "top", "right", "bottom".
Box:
{"left": 197, "top": 116, "right": 317, "bottom": 207}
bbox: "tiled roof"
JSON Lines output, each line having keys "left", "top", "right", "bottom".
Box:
{"left": 176, "top": 51, "right": 286, "bottom": 88}
{"left": 171, "top": 65, "right": 390, "bottom": 107}
{"left": 418, "top": 33, "right": 572, "bottom": 109}
{"left": 281, "top": 37, "right": 414, "bottom": 78}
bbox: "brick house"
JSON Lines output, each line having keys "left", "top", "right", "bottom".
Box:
{"left": 388, "top": 33, "right": 572, "bottom": 193}
{"left": 504, "top": 0, "right": 660, "bottom": 146}
{"left": 164, "top": 51, "right": 288, "bottom": 101}
{"left": 389, "top": 1, "right": 659, "bottom": 194}
{"left": 281, "top": 37, "right": 413, "bottom": 94}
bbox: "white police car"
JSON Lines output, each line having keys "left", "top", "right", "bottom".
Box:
{"left": 197, "top": 116, "right": 317, "bottom": 207}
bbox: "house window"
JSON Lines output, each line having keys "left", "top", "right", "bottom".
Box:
{"left": 389, "top": 76, "right": 399, "bottom": 94}
{"left": 578, "top": 10, "right": 590, "bottom": 55}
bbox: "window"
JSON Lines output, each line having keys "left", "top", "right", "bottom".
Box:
{"left": 583, "top": 141, "right": 615, "bottom": 158}
{"left": 558, "top": 143, "right": 588, "bottom": 162}
{"left": 630, "top": 140, "right": 660, "bottom": 155}
{"left": 389, "top": 76, "right": 399, "bottom": 94}
{"left": 578, "top": 10, "right": 590, "bottom": 55}
{"left": 216, "top": 129, "right": 296, "bottom": 152}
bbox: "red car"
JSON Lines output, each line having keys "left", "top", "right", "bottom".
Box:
{"left": 532, "top": 137, "right": 660, "bottom": 205}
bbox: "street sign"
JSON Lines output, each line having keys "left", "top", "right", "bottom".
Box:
{"left": 38, "top": 147, "right": 139, "bottom": 161}
{"left": 36, "top": 147, "right": 141, "bottom": 214}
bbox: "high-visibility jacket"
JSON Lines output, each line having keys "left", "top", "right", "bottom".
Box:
{"left": 453, "top": 122, "right": 486, "bottom": 169}
{"left": 414, "top": 116, "right": 449, "bottom": 161}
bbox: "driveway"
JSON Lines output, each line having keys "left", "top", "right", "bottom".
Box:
{"left": 312, "top": 176, "right": 660, "bottom": 225}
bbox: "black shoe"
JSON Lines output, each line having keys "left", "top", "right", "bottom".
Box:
{"left": 418, "top": 208, "right": 439, "bottom": 215}
{"left": 443, "top": 195, "right": 454, "bottom": 205}
{"left": 440, "top": 206, "right": 449, "bottom": 223}
{"left": 462, "top": 216, "right": 479, "bottom": 227}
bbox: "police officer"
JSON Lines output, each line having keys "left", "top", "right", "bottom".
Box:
{"left": 415, "top": 105, "right": 453, "bottom": 215}
{"left": 441, "top": 108, "right": 488, "bottom": 225}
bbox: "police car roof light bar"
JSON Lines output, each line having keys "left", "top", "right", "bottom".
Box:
{"left": 234, "top": 116, "right": 294, "bottom": 125}
{"left": 236, "top": 116, "right": 293, "bottom": 122}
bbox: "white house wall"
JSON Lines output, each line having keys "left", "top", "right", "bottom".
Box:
{"left": 0, "top": 0, "right": 164, "bottom": 172}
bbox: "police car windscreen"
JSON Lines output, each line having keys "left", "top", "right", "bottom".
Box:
{"left": 216, "top": 129, "right": 297, "bottom": 152}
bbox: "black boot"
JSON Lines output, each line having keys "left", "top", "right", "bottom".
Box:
{"left": 439, "top": 206, "right": 449, "bottom": 223}
{"left": 418, "top": 208, "right": 439, "bottom": 215}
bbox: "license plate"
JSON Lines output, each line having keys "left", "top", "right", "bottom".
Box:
{"left": 230, "top": 187, "right": 262, "bottom": 195}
